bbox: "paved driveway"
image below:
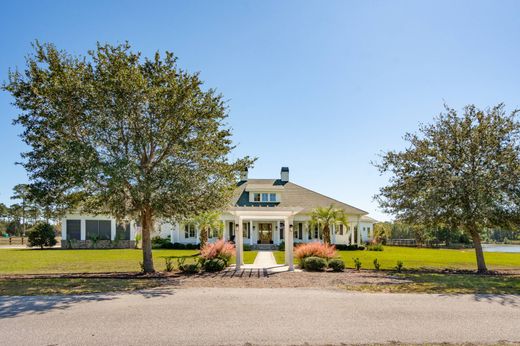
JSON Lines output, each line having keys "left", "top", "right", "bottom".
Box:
{"left": 0, "top": 288, "right": 519, "bottom": 345}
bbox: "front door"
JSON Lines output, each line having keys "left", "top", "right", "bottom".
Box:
{"left": 258, "top": 223, "right": 272, "bottom": 244}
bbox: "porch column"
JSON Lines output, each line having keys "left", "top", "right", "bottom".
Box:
{"left": 356, "top": 217, "right": 361, "bottom": 245}
{"left": 276, "top": 220, "right": 280, "bottom": 244}
{"left": 350, "top": 223, "right": 354, "bottom": 245}
{"left": 249, "top": 220, "right": 253, "bottom": 245}
{"left": 80, "top": 219, "right": 86, "bottom": 241}
{"left": 61, "top": 218, "right": 67, "bottom": 240}
{"left": 222, "top": 220, "right": 226, "bottom": 241}
{"left": 284, "top": 217, "right": 294, "bottom": 271}
{"left": 235, "top": 216, "right": 243, "bottom": 269}
{"left": 331, "top": 224, "right": 336, "bottom": 244}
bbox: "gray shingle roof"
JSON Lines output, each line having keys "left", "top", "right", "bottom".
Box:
{"left": 231, "top": 179, "right": 368, "bottom": 215}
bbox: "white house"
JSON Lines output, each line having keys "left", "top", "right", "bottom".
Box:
{"left": 61, "top": 167, "right": 378, "bottom": 268}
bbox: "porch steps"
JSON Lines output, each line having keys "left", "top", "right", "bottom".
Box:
{"left": 251, "top": 244, "right": 278, "bottom": 250}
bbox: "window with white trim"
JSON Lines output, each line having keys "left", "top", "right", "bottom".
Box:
{"left": 184, "top": 224, "right": 196, "bottom": 238}
{"left": 252, "top": 192, "right": 278, "bottom": 202}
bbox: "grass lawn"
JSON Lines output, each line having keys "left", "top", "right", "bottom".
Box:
{"left": 344, "top": 273, "right": 520, "bottom": 294}
{"left": 273, "top": 246, "right": 520, "bottom": 271}
{"left": 0, "top": 278, "right": 163, "bottom": 295}
{"left": 0, "top": 249, "right": 259, "bottom": 275}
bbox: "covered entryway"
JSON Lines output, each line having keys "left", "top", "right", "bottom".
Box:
{"left": 226, "top": 207, "right": 303, "bottom": 271}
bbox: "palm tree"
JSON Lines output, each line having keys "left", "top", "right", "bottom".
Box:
{"left": 193, "top": 211, "right": 222, "bottom": 248}
{"left": 309, "top": 205, "right": 348, "bottom": 244}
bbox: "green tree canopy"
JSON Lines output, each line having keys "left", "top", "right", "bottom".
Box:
{"left": 375, "top": 104, "right": 520, "bottom": 272}
{"left": 4, "top": 42, "right": 253, "bottom": 272}
{"left": 309, "top": 205, "right": 348, "bottom": 244}
{"left": 192, "top": 210, "right": 223, "bottom": 248}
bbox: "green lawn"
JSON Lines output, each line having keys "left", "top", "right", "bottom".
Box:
{"left": 0, "top": 278, "right": 163, "bottom": 295}
{"left": 0, "top": 248, "right": 258, "bottom": 275}
{"left": 344, "top": 273, "right": 520, "bottom": 294}
{"left": 274, "top": 246, "right": 520, "bottom": 270}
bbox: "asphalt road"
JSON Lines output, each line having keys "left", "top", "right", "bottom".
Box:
{"left": 1, "top": 288, "right": 519, "bottom": 345}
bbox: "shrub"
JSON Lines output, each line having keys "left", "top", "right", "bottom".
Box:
{"left": 303, "top": 256, "right": 327, "bottom": 271}
{"left": 353, "top": 257, "right": 362, "bottom": 271}
{"left": 152, "top": 236, "right": 175, "bottom": 249}
{"left": 27, "top": 222, "right": 56, "bottom": 249}
{"left": 278, "top": 241, "right": 285, "bottom": 251}
{"left": 243, "top": 244, "right": 252, "bottom": 251}
{"left": 294, "top": 242, "right": 336, "bottom": 266}
{"left": 335, "top": 244, "right": 365, "bottom": 251}
{"left": 328, "top": 258, "right": 345, "bottom": 272}
{"left": 177, "top": 257, "right": 200, "bottom": 274}
{"left": 200, "top": 239, "right": 235, "bottom": 266}
{"left": 185, "top": 243, "right": 199, "bottom": 250}
{"left": 395, "top": 260, "right": 404, "bottom": 272}
{"left": 202, "top": 258, "right": 226, "bottom": 272}
{"left": 373, "top": 258, "right": 381, "bottom": 271}
{"left": 172, "top": 242, "right": 186, "bottom": 249}
{"left": 366, "top": 244, "right": 384, "bottom": 251}
{"left": 164, "top": 257, "right": 174, "bottom": 272}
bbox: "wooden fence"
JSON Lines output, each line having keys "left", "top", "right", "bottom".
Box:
{"left": 0, "top": 237, "right": 26, "bottom": 246}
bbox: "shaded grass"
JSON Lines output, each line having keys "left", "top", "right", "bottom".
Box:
{"left": 0, "top": 249, "right": 258, "bottom": 275}
{"left": 344, "top": 273, "right": 520, "bottom": 294}
{"left": 274, "top": 246, "right": 520, "bottom": 271}
{"left": 0, "top": 278, "right": 162, "bottom": 295}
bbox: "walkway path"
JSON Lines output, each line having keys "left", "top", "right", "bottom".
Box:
{"left": 251, "top": 250, "right": 277, "bottom": 268}
{"left": 1, "top": 288, "right": 518, "bottom": 345}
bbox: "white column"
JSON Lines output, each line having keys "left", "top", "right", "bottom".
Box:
{"left": 169, "top": 224, "right": 173, "bottom": 244}
{"left": 80, "top": 219, "right": 86, "bottom": 240}
{"left": 235, "top": 217, "right": 243, "bottom": 269}
{"left": 222, "top": 220, "right": 226, "bottom": 241}
{"left": 276, "top": 220, "right": 280, "bottom": 244}
{"left": 356, "top": 217, "right": 361, "bottom": 245}
{"left": 331, "top": 224, "right": 336, "bottom": 244}
{"left": 284, "top": 217, "right": 294, "bottom": 271}
{"left": 111, "top": 219, "right": 116, "bottom": 240}
{"left": 249, "top": 220, "right": 253, "bottom": 245}
{"left": 350, "top": 223, "right": 354, "bottom": 245}
{"left": 61, "top": 218, "right": 67, "bottom": 240}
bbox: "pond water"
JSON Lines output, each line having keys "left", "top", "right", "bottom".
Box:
{"left": 482, "top": 244, "right": 520, "bottom": 253}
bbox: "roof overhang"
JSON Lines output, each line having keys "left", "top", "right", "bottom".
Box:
{"left": 228, "top": 207, "right": 304, "bottom": 220}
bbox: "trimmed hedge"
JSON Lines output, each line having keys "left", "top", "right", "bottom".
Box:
{"left": 328, "top": 258, "right": 345, "bottom": 272}
{"left": 335, "top": 244, "right": 365, "bottom": 251}
{"left": 303, "top": 256, "right": 327, "bottom": 271}
{"left": 202, "top": 258, "right": 226, "bottom": 272}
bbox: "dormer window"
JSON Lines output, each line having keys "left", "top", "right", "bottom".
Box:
{"left": 252, "top": 192, "right": 278, "bottom": 203}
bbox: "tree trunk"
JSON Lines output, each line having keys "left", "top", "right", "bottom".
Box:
{"left": 140, "top": 208, "right": 155, "bottom": 273}
{"left": 471, "top": 232, "right": 487, "bottom": 273}
{"left": 200, "top": 226, "right": 208, "bottom": 248}
{"left": 322, "top": 224, "right": 330, "bottom": 244}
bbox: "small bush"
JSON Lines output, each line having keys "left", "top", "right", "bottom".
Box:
{"left": 335, "top": 244, "right": 365, "bottom": 251}
{"left": 202, "top": 258, "right": 226, "bottom": 272}
{"left": 395, "top": 260, "right": 404, "bottom": 272}
{"left": 303, "top": 256, "right": 327, "bottom": 271}
{"left": 159, "top": 242, "right": 175, "bottom": 249}
{"left": 328, "top": 258, "right": 345, "bottom": 272}
{"left": 164, "top": 257, "right": 174, "bottom": 272}
{"left": 185, "top": 243, "right": 199, "bottom": 250}
{"left": 373, "top": 258, "right": 381, "bottom": 271}
{"left": 180, "top": 263, "right": 200, "bottom": 274}
{"left": 172, "top": 242, "right": 186, "bottom": 249}
{"left": 366, "top": 244, "right": 384, "bottom": 251}
{"left": 200, "top": 239, "right": 235, "bottom": 266}
{"left": 353, "top": 257, "right": 362, "bottom": 271}
{"left": 27, "top": 222, "right": 56, "bottom": 249}
{"left": 278, "top": 241, "right": 285, "bottom": 251}
{"left": 243, "top": 244, "right": 252, "bottom": 251}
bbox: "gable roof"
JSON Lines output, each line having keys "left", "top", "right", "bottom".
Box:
{"left": 230, "top": 179, "right": 367, "bottom": 215}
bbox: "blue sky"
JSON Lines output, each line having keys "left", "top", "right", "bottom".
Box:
{"left": 1, "top": 1, "right": 519, "bottom": 220}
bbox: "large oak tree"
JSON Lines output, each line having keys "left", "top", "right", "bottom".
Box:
{"left": 4, "top": 42, "right": 253, "bottom": 272}
{"left": 375, "top": 104, "right": 520, "bottom": 272}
